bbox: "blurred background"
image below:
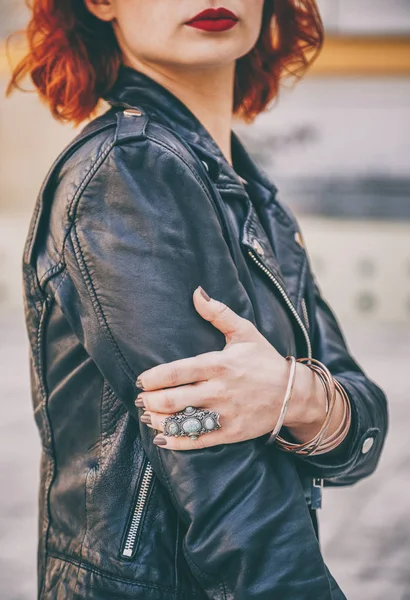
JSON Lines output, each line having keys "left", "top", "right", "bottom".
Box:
{"left": 1, "top": 0, "right": 409, "bottom": 598}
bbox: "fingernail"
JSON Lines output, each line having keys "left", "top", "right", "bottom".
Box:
{"left": 135, "top": 396, "right": 145, "bottom": 408}
{"left": 198, "top": 286, "right": 211, "bottom": 302}
{"left": 140, "top": 413, "right": 151, "bottom": 424}
{"left": 153, "top": 436, "right": 167, "bottom": 446}
{"left": 136, "top": 377, "right": 145, "bottom": 389}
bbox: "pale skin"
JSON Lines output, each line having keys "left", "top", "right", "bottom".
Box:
{"left": 85, "top": 0, "right": 350, "bottom": 451}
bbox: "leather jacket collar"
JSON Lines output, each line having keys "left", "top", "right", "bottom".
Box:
{"left": 103, "top": 64, "right": 277, "bottom": 201}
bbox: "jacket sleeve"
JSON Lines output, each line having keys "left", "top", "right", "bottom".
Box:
{"left": 291, "top": 255, "right": 389, "bottom": 487}
{"left": 52, "top": 138, "right": 340, "bottom": 599}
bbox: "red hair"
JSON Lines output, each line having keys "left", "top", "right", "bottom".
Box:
{"left": 5, "top": 0, "right": 324, "bottom": 126}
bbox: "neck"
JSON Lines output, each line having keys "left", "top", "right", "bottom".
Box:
{"left": 121, "top": 56, "right": 236, "bottom": 166}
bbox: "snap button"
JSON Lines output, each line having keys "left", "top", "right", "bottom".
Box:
{"left": 123, "top": 108, "right": 143, "bottom": 116}
{"left": 361, "top": 437, "right": 374, "bottom": 454}
{"left": 252, "top": 238, "right": 265, "bottom": 257}
{"left": 201, "top": 160, "right": 210, "bottom": 172}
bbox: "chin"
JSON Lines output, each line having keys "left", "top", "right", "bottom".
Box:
{"left": 175, "top": 45, "right": 245, "bottom": 67}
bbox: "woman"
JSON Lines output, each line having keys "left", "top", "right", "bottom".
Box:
{"left": 7, "top": 1, "right": 388, "bottom": 598}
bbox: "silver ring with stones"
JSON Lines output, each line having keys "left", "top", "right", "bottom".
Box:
{"left": 161, "top": 406, "right": 222, "bottom": 441}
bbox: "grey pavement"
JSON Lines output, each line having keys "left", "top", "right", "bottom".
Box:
{"left": 1, "top": 311, "right": 409, "bottom": 599}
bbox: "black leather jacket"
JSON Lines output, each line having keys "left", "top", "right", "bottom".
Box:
{"left": 22, "top": 65, "right": 388, "bottom": 599}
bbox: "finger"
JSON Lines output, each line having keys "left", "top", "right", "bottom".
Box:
{"left": 153, "top": 429, "right": 227, "bottom": 451}
{"left": 139, "top": 410, "right": 167, "bottom": 432}
{"left": 193, "top": 286, "right": 260, "bottom": 344}
{"left": 136, "top": 351, "right": 221, "bottom": 391}
{"left": 136, "top": 379, "right": 221, "bottom": 414}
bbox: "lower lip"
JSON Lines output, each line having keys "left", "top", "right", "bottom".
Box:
{"left": 186, "top": 18, "right": 238, "bottom": 32}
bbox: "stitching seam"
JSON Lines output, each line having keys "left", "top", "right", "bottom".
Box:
{"left": 25, "top": 202, "right": 42, "bottom": 264}
{"left": 71, "top": 224, "right": 136, "bottom": 381}
{"left": 38, "top": 138, "right": 116, "bottom": 291}
{"left": 39, "top": 260, "right": 65, "bottom": 288}
{"left": 47, "top": 552, "right": 198, "bottom": 596}
{"left": 67, "top": 140, "right": 116, "bottom": 221}
{"left": 35, "top": 297, "right": 57, "bottom": 599}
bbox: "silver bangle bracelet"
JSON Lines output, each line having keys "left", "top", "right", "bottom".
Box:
{"left": 265, "top": 355, "right": 297, "bottom": 445}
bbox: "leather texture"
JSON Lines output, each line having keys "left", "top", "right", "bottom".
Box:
{"left": 22, "top": 65, "right": 388, "bottom": 599}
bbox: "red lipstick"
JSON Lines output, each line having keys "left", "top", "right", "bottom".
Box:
{"left": 186, "top": 7, "right": 239, "bottom": 32}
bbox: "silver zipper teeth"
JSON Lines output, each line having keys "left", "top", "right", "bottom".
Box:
{"left": 301, "top": 297, "right": 310, "bottom": 332}
{"left": 122, "top": 461, "right": 154, "bottom": 558}
{"left": 247, "top": 249, "right": 312, "bottom": 359}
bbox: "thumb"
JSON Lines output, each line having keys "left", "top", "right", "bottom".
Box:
{"left": 193, "top": 286, "right": 260, "bottom": 344}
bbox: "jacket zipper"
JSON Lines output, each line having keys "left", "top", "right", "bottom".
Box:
{"left": 121, "top": 460, "right": 154, "bottom": 558}
{"left": 301, "top": 297, "right": 310, "bottom": 332}
{"left": 247, "top": 249, "right": 312, "bottom": 359}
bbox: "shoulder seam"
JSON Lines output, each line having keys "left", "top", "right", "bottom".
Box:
{"left": 67, "top": 137, "right": 116, "bottom": 221}
{"left": 39, "top": 135, "right": 117, "bottom": 289}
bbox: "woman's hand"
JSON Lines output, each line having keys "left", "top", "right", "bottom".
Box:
{"left": 135, "top": 286, "right": 325, "bottom": 450}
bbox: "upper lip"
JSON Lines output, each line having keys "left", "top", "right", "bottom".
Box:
{"left": 186, "top": 7, "right": 238, "bottom": 23}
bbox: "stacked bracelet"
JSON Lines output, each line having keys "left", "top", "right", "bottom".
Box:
{"left": 312, "top": 378, "right": 352, "bottom": 455}
{"left": 265, "top": 356, "right": 297, "bottom": 445}
{"left": 265, "top": 356, "right": 352, "bottom": 456}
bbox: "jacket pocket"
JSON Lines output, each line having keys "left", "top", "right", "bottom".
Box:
{"left": 120, "top": 456, "right": 155, "bottom": 560}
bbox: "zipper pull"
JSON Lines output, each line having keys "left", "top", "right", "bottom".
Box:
{"left": 311, "top": 478, "right": 324, "bottom": 510}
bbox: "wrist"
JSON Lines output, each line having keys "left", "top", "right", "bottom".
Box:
{"left": 283, "top": 362, "right": 326, "bottom": 429}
